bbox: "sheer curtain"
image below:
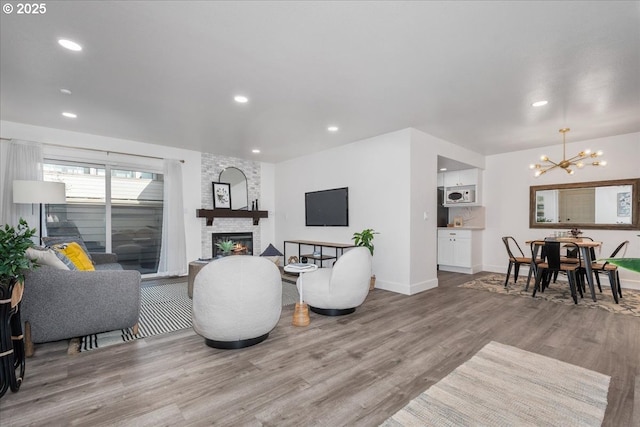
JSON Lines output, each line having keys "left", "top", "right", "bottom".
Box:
{"left": 0, "top": 139, "right": 43, "bottom": 228}
{"left": 158, "top": 159, "right": 187, "bottom": 276}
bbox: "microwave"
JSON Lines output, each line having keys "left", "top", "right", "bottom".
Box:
{"left": 446, "top": 189, "right": 476, "bottom": 203}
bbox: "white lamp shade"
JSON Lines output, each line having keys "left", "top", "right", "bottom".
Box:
{"left": 13, "top": 180, "right": 66, "bottom": 204}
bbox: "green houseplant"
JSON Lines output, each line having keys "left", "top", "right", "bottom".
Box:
{"left": 215, "top": 240, "right": 235, "bottom": 256}
{"left": 0, "top": 218, "right": 38, "bottom": 287}
{"left": 352, "top": 228, "right": 378, "bottom": 256}
{"left": 352, "top": 228, "right": 379, "bottom": 290}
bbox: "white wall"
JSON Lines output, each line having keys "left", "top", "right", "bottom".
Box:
{"left": 408, "top": 130, "right": 444, "bottom": 293}
{"left": 275, "top": 129, "right": 413, "bottom": 292}
{"left": 260, "top": 162, "right": 276, "bottom": 252}
{"left": 483, "top": 132, "right": 640, "bottom": 289}
{"left": 1, "top": 120, "right": 203, "bottom": 266}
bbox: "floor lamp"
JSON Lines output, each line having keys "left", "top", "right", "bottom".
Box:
{"left": 12, "top": 180, "right": 66, "bottom": 242}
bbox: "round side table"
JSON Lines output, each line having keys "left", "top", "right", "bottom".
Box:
{"left": 284, "top": 263, "right": 318, "bottom": 327}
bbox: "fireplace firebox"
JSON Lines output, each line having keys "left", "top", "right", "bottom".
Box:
{"left": 212, "top": 232, "right": 254, "bottom": 257}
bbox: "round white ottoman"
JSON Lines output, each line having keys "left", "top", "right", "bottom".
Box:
{"left": 192, "top": 256, "right": 282, "bottom": 349}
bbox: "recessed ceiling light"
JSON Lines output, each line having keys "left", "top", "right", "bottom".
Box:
{"left": 234, "top": 95, "right": 248, "bottom": 103}
{"left": 252, "top": 149, "right": 260, "bottom": 154}
{"left": 62, "top": 112, "right": 77, "bottom": 118}
{"left": 58, "top": 39, "right": 82, "bottom": 52}
{"left": 440, "top": 168, "right": 447, "bottom": 171}
{"left": 531, "top": 100, "right": 548, "bottom": 107}
{"left": 327, "top": 126, "right": 339, "bottom": 132}
{"left": 60, "top": 88, "right": 72, "bottom": 95}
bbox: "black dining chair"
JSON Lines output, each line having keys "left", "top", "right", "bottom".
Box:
{"left": 584, "top": 240, "right": 628, "bottom": 301}
{"left": 545, "top": 238, "right": 582, "bottom": 285}
{"left": 531, "top": 240, "right": 582, "bottom": 304}
{"left": 502, "top": 236, "right": 536, "bottom": 288}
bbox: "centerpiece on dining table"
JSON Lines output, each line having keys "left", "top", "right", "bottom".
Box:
{"left": 569, "top": 228, "right": 583, "bottom": 238}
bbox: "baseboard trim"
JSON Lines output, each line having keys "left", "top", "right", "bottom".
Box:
{"left": 374, "top": 277, "right": 438, "bottom": 295}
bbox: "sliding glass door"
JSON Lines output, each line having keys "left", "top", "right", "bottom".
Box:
{"left": 111, "top": 168, "right": 163, "bottom": 273}
{"left": 43, "top": 161, "right": 164, "bottom": 274}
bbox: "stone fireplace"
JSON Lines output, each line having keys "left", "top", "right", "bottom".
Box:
{"left": 200, "top": 153, "right": 263, "bottom": 259}
{"left": 212, "top": 232, "right": 254, "bottom": 258}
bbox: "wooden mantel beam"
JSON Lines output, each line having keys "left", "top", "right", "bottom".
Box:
{"left": 196, "top": 209, "right": 268, "bottom": 226}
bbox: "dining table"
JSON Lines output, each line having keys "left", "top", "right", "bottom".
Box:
{"left": 526, "top": 237, "right": 606, "bottom": 302}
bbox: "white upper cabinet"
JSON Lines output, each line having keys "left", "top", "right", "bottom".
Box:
{"left": 437, "top": 172, "right": 444, "bottom": 187}
{"left": 443, "top": 169, "right": 479, "bottom": 187}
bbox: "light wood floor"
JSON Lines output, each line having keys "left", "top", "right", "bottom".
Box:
{"left": 1, "top": 271, "right": 638, "bottom": 426}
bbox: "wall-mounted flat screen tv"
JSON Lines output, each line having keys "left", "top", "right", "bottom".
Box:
{"left": 305, "top": 187, "right": 349, "bottom": 226}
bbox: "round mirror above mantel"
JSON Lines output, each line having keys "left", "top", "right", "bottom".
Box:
{"left": 219, "top": 167, "right": 248, "bottom": 210}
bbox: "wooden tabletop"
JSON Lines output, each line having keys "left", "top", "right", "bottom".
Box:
{"left": 526, "top": 239, "right": 601, "bottom": 247}
{"left": 284, "top": 240, "right": 355, "bottom": 248}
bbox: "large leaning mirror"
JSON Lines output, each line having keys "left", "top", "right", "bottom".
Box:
{"left": 219, "top": 167, "right": 248, "bottom": 210}
{"left": 530, "top": 178, "right": 640, "bottom": 230}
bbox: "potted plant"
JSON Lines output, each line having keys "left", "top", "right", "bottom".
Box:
{"left": 0, "top": 218, "right": 38, "bottom": 314}
{"left": 215, "top": 240, "right": 235, "bottom": 257}
{"left": 352, "top": 228, "right": 379, "bottom": 290}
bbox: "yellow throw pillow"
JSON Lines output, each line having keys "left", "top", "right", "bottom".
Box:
{"left": 53, "top": 242, "right": 95, "bottom": 271}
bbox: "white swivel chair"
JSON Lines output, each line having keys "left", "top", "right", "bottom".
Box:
{"left": 192, "top": 256, "right": 282, "bottom": 349}
{"left": 298, "top": 247, "right": 372, "bottom": 316}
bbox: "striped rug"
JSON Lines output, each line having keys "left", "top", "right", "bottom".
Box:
{"left": 77, "top": 281, "right": 192, "bottom": 352}
{"left": 382, "top": 341, "right": 610, "bottom": 426}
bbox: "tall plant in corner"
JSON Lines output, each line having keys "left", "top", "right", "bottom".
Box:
{"left": 0, "top": 218, "right": 38, "bottom": 288}
{"left": 352, "top": 228, "right": 379, "bottom": 290}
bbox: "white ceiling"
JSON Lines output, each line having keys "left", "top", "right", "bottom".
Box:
{"left": 1, "top": 1, "right": 639, "bottom": 164}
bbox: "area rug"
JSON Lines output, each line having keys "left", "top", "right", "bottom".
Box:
{"left": 70, "top": 279, "right": 300, "bottom": 353}
{"left": 459, "top": 273, "right": 640, "bottom": 317}
{"left": 382, "top": 341, "right": 610, "bottom": 426}
{"left": 282, "top": 281, "right": 300, "bottom": 306}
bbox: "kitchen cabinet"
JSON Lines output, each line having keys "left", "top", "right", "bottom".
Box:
{"left": 437, "top": 172, "right": 444, "bottom": 187}
{"left": 443, "top": 169, "right": 480, "bottom": 187}
{"left": 442, "top": 168, "right": 483, "bottom": 206}
{"left": 437, "top": 228, "right": 482, "bottom": 274}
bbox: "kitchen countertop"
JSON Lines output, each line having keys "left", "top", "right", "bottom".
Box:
{"left": 437, "top": 226, "right": 485, "bottom": 230}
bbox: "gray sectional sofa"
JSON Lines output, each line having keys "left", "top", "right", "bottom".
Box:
{"left": 21, "top": 252, "right": 141, "bottom": 356}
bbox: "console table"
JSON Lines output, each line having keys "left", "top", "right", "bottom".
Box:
{"left": 283, "top": 240, "right": 355, "bottom": 267}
